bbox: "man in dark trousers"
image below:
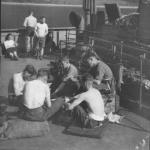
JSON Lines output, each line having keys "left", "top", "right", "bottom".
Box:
{"left": 22, "top": 69, "right": 65, "bottom": 121}
{"left": 23, "top": 11, "right": 37, "bottom": 56}
{"left": 86, "top": 53, "right": 115, "bottom": 95}
{"left": 35, "top": 16, "right": 48, "bottom": 59}
{"left": 53, "top": 56, "right": 79, "bottom": 97}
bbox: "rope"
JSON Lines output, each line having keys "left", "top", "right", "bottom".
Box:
{"left": 117, "top": 108, "right": 150, "bottom": 133}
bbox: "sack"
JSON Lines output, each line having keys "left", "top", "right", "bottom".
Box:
{"left": 0, "top": 119, "right": 50, "bottom": 139}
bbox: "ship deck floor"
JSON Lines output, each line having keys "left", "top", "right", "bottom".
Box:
{"left": 0, "top": 57, "right": 150, "bottom": 150}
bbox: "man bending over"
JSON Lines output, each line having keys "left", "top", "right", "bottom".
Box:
{"left": 22, "top": 69, "right": 65, "bottom": 121}
{"left": 67, "top": 74, "right": 106, "bottom": 128}
{"left": 53, "top": 56, "right": 79, "bottom": 97}
{"left": 9, "top": 64, "right": 37, "bottom": 106}
{"left": 87, "top": 53, "right": 115, "bottom": 94}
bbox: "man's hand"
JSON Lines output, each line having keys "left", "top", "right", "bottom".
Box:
{"left": 63, "top": 76, "right": 78, "bottom": 82}
{"left": 63, "top": 77, "right": 70, "bottom": 82}
{"left": 47, "top": 83, "right": 52, "bottom": 87}
{"left": 15, "top": 43, "right": 18, "bottom": 47}
{"left": 65, "top": 103, "right": 71, "bottom": 110}
{"left": 51, "top": 98, "right": 56, "bottom": 102}
{"left": 70, "top": 77, "right": 78, "bottom": 82}
{"left": 65, "top": 97, "right": 70, "bottom": 103}
{"left": 93, "top": 79, "right": 101, "bottom": 85}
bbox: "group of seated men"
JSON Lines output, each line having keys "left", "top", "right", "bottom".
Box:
{"left": 7, "top": 51, "right": 115, "bottom": 128}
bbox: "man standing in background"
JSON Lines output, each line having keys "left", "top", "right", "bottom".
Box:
{"left": 35, "top": 16, "right": 48, "bottom": 60}
{"left": 23, "top": 11, "right": 37, "bottom": 56}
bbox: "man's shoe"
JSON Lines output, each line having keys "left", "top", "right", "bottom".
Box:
{"left": 39, "top": 56, "right": 43, "bottom": 60}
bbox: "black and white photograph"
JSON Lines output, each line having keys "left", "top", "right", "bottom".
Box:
{"left": 0, "top": 0, "right": 150, "bottom": 150}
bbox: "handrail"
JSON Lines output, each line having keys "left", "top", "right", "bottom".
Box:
{"left": 93, "top": 44, "right": 141, "bottom": 62}
{"left": 1, "top": 27, "right": 77, "bottom": 47}
{"left": 87, "top": 36, "right": 150, "bottom": 67}
{"left": 84, "top": 29, "right": 150, "bottom": 47}
{"left": 89, "top": 36, "right": 150, "bottom": 55}
{"left": 1, "top": 27, "right": 76, "bottom": 33}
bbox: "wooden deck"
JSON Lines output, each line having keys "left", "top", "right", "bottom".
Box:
{"left": 0, "top": 57, "right": 150, "bottom": 150}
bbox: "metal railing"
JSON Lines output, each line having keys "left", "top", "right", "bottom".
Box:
{"left": 1, "top": 27, "right": 77, "bottom": 48}
{"left": 86, "top": 29, "right": 150, "bottom": 63}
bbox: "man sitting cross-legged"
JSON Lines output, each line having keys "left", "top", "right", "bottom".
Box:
{"left": 66, "top": 74, "right": 106, "bottom": 129}
{"left": 21, "top": 69, "right": 65, "bottom": 121}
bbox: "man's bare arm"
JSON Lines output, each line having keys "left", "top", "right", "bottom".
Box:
{"left": 13, "top": 75, "right": 22, "bottom": 96}
{"left": 93, "top": 79, "right": 101, "bottom": 85}
{"left": 23, "top": 17, "right": 27, "bottom": 27}
{"left": 34, "top": 25, "right": 38, "bottom": 37}
{"left": 45, "top": 25, "right": 49, "bottom": 36}
{"left": 68, "top": 94, "right": 85, "bottom": 110}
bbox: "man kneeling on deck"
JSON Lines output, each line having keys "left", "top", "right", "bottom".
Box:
{"left": 53, "top": 56, "right": 79, "bottom": 97}
{"left": 22, "top": 69, "right": 65, "bottom": 121}
{"left": 66, "top": 74, "right": 106, "bottom": 128}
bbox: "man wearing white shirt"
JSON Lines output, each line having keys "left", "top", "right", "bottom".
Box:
{"left": 67, "top": 74, "right": 106, "bottom": 128}
{"left": 9, "top": 65, "right": 37, "bottom": 106}
{"left": 22, "top": 69, "right": 65, "bottom": 121}
{"left": 23, "top": 11, "right": 37, "bottom": 55}
{"left": 35, "top": 16, "right": 48, "bottom": 60}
